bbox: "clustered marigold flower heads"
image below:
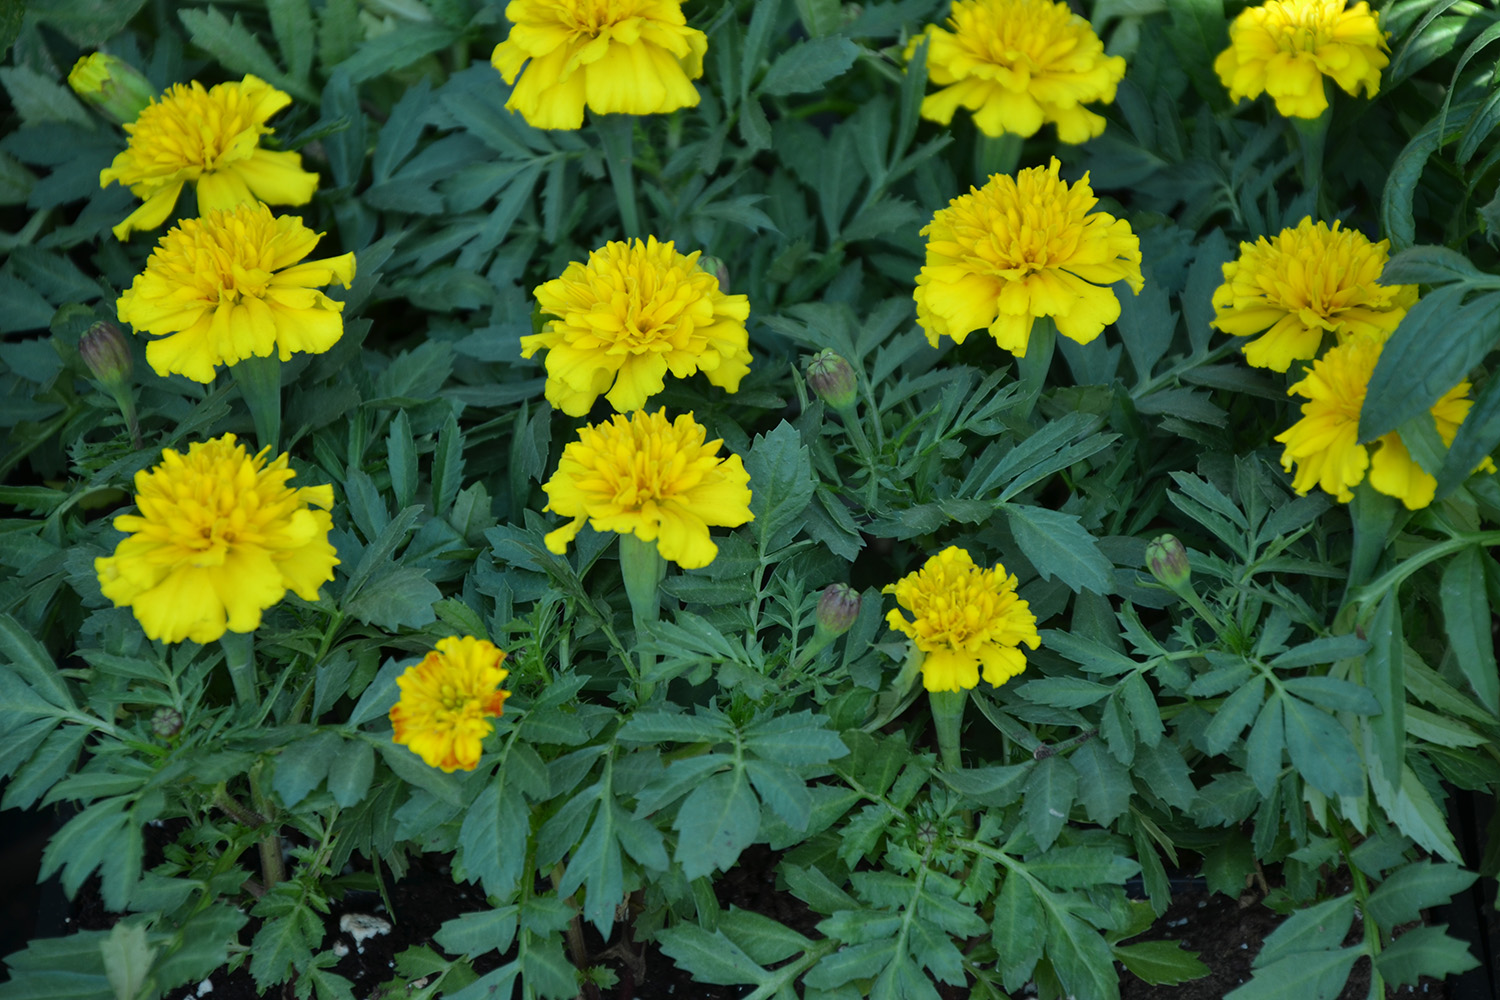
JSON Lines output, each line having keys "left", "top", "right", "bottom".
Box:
{"left": 543, "top": 408, "right": 753, "bottom": 570}
{"left": 521, "top": 237, "right": 751, "bottom": 417}
{"left": 1215, "top": 0, "right": 1390, "bottom": 119}
{"left": 116, "top": 201, "right": 357, "bottom": 384}
{"left": 100, "top": 74, "right": 319, "bottom": 241}
{"left": 1275, "top": 337, "right": 1491, "bottom": 509}
{"left": 914, "top": 158, "right": 1143, "bottom": 358}
{"left": 1210, "top": 217, "right": 1415, "bottom": 373}
{"left": 390, "top": 636, "right": 511, "bottom": 773}
{"left": 884, "top": 546, "right": 1040, "bottom": 693}
{"left": 94, "top": 434, "right": 339, "bottom": 644}
{"left": 491, "top": 0, "right": 707, "bottom": 130}
{"left": 910, "top": 0, "right": 1126, "bottom": 143}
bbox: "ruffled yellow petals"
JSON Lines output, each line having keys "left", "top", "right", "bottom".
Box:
{"left": 909, "top": 0, "right": 1124, "bottom": 142}
{"left": 1216, "top": 0, "right": 1389, "bottom": 118}
{"left": 390, "top": 637, "right": 511, "bottom": 773}
{"left": 1275, "top": 339, "right": 1490, "bottom": 509}
{"left": 116, "top": 202, "right": 356, "bottom": 384}
{"left": 914, "top": 159, "right": 1143, "bottom": 357}
{"left": 1211, "top": 217, "right": 1415, "bottom": 372}
{"left": 884, "top": 547, "right": 1040, "bottom": 694}
{"left": 492, "top": 0, "right": 707, "bottom": 129}
{"left": 100, "top": 75, "right": 318, "bottom": 239}
{"left": 542, "top": 409, "right": 753, "bottom": 570}
{"left": 522, "top": 236, "right": 751, "bottom": 417}
{"left": 94, "top": 435, "right": 339, "bottom": 644}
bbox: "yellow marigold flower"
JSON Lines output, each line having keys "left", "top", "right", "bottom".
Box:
{"left": 390, "top": 636, "right": 511, "bottom": 774}
{"left": 909, "top": 0, "right": 1126, "bottom": 143}
{"left": 1275, "top": 337, "right": 1490, "bottom": 509}
{"left": 94, "top": 434, "right": 338, "bottom": 644}
{"left": 543, "top": 408, "right": 752, "bottom": 570}
{"left": 100, "top": 74, "right": 319, "bottom": 241}
{"left": 1211, "top": 217, "right": 1416, "bottom": 373}
{"left": 914, "top": 158, "right": 1143, "bottom": 357}
{"left": 521, "top": 236, "right": 751, "bottom": 417}
{"left": 884, "top": 546, "right": 1040, "bottom": 693}
{"left": 117, "top": 201, "right": 356, "bottom": 384}
{"left": 490, "top": 0, "right": 707, "bottom": 130}
{"left": 1214, "top": 0, "right": 1389, "bottom": 119}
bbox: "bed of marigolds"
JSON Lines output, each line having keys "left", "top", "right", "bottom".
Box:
{"left": 3, "top": 0, "right": 1500, "bottom": 998}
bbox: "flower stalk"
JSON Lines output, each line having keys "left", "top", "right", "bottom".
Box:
{"left": 232, "top": 354, "right": 282, "bottom": 452}
{"left": 619, "top": 534, "right": 666, "bottom": 697}
{"left": 929, "top": 688, "right": 968, "bottom": 771}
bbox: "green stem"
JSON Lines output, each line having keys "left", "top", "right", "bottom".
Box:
{"left": 618, "top": 534, "right": 663, "bottom": 700}
{"left": 1292, "top": 98, "right": 1331, "bottom": 214}
{"left": 247, "top": 761, "right": 285, "bottom": 889}
{"left": 929, "top": 688, "right": 968, "bottom": 771}
{"left": 220, "top": 630, "right": 257, "bottom": 707}
{"left": 1016, "top": 316, "right": 1057, "bottom": 422}
{"left": 596, "top": 115, "right": 641, "bottom": 238}
{"left": 974, "top": 131, "right": 1024, "bottom": 182}
{"left": 231, "top": 354, "right": 282, "bottom": 452}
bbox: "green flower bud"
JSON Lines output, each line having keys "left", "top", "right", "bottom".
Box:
{"left": 151, "top": 707, "right": 183, "bottom": 739}
{"left": 816, "top": 583, "right": 861, "bottom": 638}
{"left": 79, "top": 321, "right": 133, "bottom": 389}
{"left": 806, "top": 350, "right": 858, "bottom": 410}
{"left": 1145, "top": 534, "right": 1190, "bottom": 589}
{"left": 67, "top": 53, "right": 155, "bottom": 125}
{"left": 700, "top": 255, "right": 730, "bottom": 289}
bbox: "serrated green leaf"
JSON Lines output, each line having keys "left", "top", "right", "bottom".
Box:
{"left": 273, "top": 731, "right": 341, "bottom": 807}
{"left": 1022, "top": 755, "right": 1075, "bottom": 851}
{"left": 1202, "top": 676, "right": 1265, "bottom": 754}
{"left": 1374, "top": 925, "right": 1479, "bottom": 987}
{"left": 657, "top": 924, "right": 771, "bottom": 986}
{"left": 1005, "top": 504, "right": 1113, "bottom": 594}
{"left": 673, "top": 767, "right": 759, "bottom": 880}
{"left": 327, "top": 738, "right": 374, "bottom": 807}
{"left": 1113, "top": 940, "right": 1210, "bottom": 986}
{"left": 434, "top": 907, "right": 518, "bottom": 959}
{"left": 1280, "top": 676, "right": 1380, "bottom": 714}
{"left": 1283, "top": 696, "right": 1364, "bottom": 797}
{"left": 758, "top": 37, "right": 861, "bottom": 96}
{"left": 744, "top": 421, "right": 817, "bottom": 553}
{"left": 1440, "top": 546, "right": 1499, "bottom": 711}
{"left": 1366, "top": 861, "right": 1477, "bottom": 932}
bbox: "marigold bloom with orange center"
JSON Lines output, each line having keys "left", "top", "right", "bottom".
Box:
{"left": 915, "top": 158, "right": 1143, "bottom": 357}
{"left": 521, "top": 236, "right": 751, "bottom": 417}
{"left": 390, "top": 636, "right": 511, "bottom": 773}
{"left": 884, "top": 546, "right": 1040, "bottom": 693}
{"left": 1214, "top": 0, "right": 1389, "bottom": 119}
{"left": 491, "top": 0, "right": 707, "bottom": 130}
{"left": 543, "top": 409, "right": 752, "bottom": 569}
{"left": 1211, "top": 217, "right": 1416, "bottom": 373}
{"left": 117, "top": 201, "right": 356, "bottom": 384}
{"left": 95, "top": 434, "right": 338, "bottom": 644}
{"left": 909, "top": 0, "right": 1126, "bottom": 143}
{"left": 100, "top": 75, "right": 319, "bottom": 241}
{"left": 1275, "top": 337, "right": 1490, "bottom": 509}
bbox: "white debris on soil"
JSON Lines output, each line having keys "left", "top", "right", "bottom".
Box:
{"left": 338, "top": 913, "right": 391, "bottom": 953}
{"left": 332, "top": 941, "right": 349, "bottom": 958}
{"left": 195, "top": 980, "right": 213, "bottom": 996}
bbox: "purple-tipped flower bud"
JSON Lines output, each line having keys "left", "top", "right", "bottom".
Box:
{"left": 79, "top": 321, "right": 133, "bottom": 388}
{"left": 151, "top": 707, "right": 183, "bottom": 739}
{"left": 806, "top": 350, "right": 858, "bottom": 410}
{"left": 1146, "top": 534, "right": 1190, "bottom": 589}
{"left": 67, "top": 53, "right": 155, "bottom": 125}
{"left": 816, "top": 583, "right": 861, "bottom": 638}
{"left": 699, "top": 255, "right": 730, "bottom": 289}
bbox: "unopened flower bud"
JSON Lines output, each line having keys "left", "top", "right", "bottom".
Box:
{"left": 79, "top": 322, "right": 133, "bottom": 388}
{"left": 816, "top": 583, "right": 861, "bottom": 638}
{"left": 67, "top": 53, "right": 155, "bottom": 125}
{"left": 1146, "top": 534, "right": 1190, "bottom": 589}
{"left": 151, "top": 707, "right": 183, "bottom": 739}
{"left": 700, "top": 255, "right": 730, "bottom": 289}
{"left": 806, "top": 350, "right": 858, "bottom": 410}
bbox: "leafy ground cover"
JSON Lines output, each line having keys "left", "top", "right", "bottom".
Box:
{"left": 5, "top": 0, "right": 1500, "bottom": 998}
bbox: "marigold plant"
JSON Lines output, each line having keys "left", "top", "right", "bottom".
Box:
{"left": 390, "top": 636, "right": 511, "bottom": 773}
{"left": 914, "top": 158, "right": 1143, "bottom": 357}
{"left": 543, "top": 408, "right": 752, "bottom": 569}
{"left": 1211, "top": 217, "right": 1415, "bottom": 372}
{"left": 521, "top": 236, "right": 751, "bottom": 416}
{"left": 884, "top": 546, "right": 1040, "bottom": 693}
{"left": 116, "top": 201, "right": 356, "bottom": 384}
{"left": 1276, "top": 337, "right": 1489, "bottom": 508}
{"left": 99, "top": 74, "right": 319, "bottom": 240}
{"left": 909, "top": 0, "right": 1126, "bottom": 143}
{"left": 491, "top": 0, "right": 707, "bottom": 129}
{"left": 94, "top": 434, "right": 338, "bottom": 644}
{"left": 1215, "top": 0, "right": 1389, "bottom": 119}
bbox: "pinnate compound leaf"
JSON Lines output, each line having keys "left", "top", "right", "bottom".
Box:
{"left": 1374, "top": 925, "right": 1479, "bottom": 987}
{"left": 1283, "top": 696, "right": 1365, "bottom": 797}
{"left": 744, "top": 421, "right": 817, "bottom": 552}
{"left": 1005, "top": 504, "right": 1113, "bottom": 594}
{"left": 656, "top": 925, "right": 770, "bottom": 986}
{"left": 1365, "top": 861, "right": 1477, "bottom": 931}
{"left": 758, "top": 37, "right": 861, "bottom": 96}
{"left": 673, "top": 767, "right": 759, "bottom": 879}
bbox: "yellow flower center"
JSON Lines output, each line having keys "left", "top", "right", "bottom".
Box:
{"left": 126, "top": 81, "right": 268, "bottom": 175}
{"left": 556, "top": 0, "right": 643, "bottom": 37}
{"left": 950, "top": 0, "right": 1078, "bottom": 73}
{"left": 1263, "top": 1, "right": 1338, "bottom": 53}
{"left": 591, "top": 414, "right": 705, "bottom": 510}
{"left": 946, "top": 166, "right": 1095, "bottom": 279}
{"left": 145, "top": 205, "right": 292, "bottom": 307}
